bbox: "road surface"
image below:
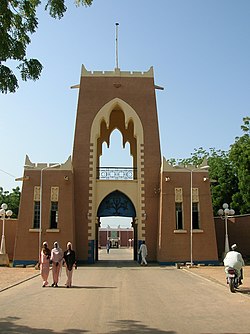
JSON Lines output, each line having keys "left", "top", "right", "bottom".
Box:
{"left": 0, "top": 248, "right": 250, "bottom": 333}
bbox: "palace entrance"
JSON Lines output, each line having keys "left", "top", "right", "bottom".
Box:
{"left": 13, "top": 65, "right": 218, "bottom": 266}
{"left": 96, "top": 190, "right": 137, "bottom": 262}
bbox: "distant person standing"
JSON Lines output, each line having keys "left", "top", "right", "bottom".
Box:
{"left": 40, "top": 241, "right": 51, "bottom": 287}
{"left": 63, "top": 242, "right": 76, "bottom": 288}
{"left": 50, "top": 241, "right": 63, "bottom": 287}
{"left": 138, "top": 241, "right": 148, "bottom": 266}
{"left": 106, "top": 241, "right": 110, "bottom": 254}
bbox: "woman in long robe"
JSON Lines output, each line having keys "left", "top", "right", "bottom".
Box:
{"left": 63, "top": 242, "right": 76, "bottom": 288}
{"left": 50, "top": 241, "right": 63, "bottom": 287}
{"left": 40, "top": 241, "right": 51, "bottom": 287}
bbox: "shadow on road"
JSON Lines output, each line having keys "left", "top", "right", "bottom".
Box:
{"left": 237, "top": 287, "right": 250, "bottom": 295}
{"left": 91, "top": 260, "right": 162, "bottom": 268}
{"left": 43, "top": 285, "right": 117, "bottom": 290}
{"left": 91, "top": 260, "right": 140, "bottom": 268}
{"left": 0, "top": 316, "right": 90, "bottom": 333}
{"left": 0, "top": 317, "right": 176, "bottom": 334}
{"left": 71, "top": 285, "right": 117, "bottom": 289}
{"left": 108, "top": 319, "right": 176, "bottom": 333}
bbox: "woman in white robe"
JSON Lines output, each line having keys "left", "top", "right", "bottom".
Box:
{"left": 50, "top": 241, "right": 63, "bottom": 287}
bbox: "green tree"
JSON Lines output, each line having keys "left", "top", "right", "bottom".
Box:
{"left": 167, "top": 147, "right": 209, "bottom": 167}
{"left": 0, "top": 186, "right": 21, "bottom": 218}
{"left": 229, "top": 117, "right": 250, "bottom": 214}
{"left": 0, "top": 187, "right": 9, "bottom": 203}
{"left": 169, "top": 117, "right": 250, "bottom": 215}
{"left": 181, "top": 147, "right": 209, "bottom": 167}
{"left": 207, "top": 149, "right": 238, "bottom": 215}
{"left": 170, "top": 147, "right": 239, "bottom": 215}
{"left": 0, "top": 0, "right": 93, "bottom": 93}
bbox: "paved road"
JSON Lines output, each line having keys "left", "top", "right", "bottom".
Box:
{"left": 1, "top": 249, "right": 250, "bottom": 333}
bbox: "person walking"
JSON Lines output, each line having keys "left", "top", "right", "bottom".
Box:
{"left": 40, "top": 241, "right": 51, "bottom": 287}
{"left": 106, "top": 241, "right": 110, "bottom": 254}
{"left": 50, "top": 241, "right": 63, "bottom": 287}
{"left": 138, "top": 240, "right": 148, "bottom": 266}
{"left": 63, "top": 242, "right": 76, "bottom": 288}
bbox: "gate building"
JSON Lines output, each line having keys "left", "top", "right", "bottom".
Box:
{"left": 13, "top": 65, "right": 218, "bottom": 265}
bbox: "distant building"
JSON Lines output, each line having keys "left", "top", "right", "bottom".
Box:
{"left": 13, "top": 65, "right": 218, "bottom": 266}
{"left": 99, "top": 227, "right": 134, "bottom": 249}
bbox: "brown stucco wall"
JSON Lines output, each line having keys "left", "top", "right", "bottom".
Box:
{"left": 214, "top": 214, "right": 250, "bottom": 260}
{"left": 14, "top": 169, "right": 74, "bottom": 264}
{"left": 157, "top": 170, "right": 218, "bottom": 264}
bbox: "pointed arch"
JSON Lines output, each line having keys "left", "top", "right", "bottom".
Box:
{"left": 97, "top": 190, "right": 136, "bottom": 218}
{"left": 90, "top": 98, "right": 143, "bottom": 143}
{"left": 91, "top": 97, "right": 144, "bottom": 172}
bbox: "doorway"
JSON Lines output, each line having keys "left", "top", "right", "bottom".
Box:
{"left": 99, "top": 217, "right": 134, "bottom": 261}
{"left": 96, "top": 191, "right": 138, "bottom": 262}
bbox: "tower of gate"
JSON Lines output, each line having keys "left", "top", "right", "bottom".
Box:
{"left": 72, "top": 65, "right": 162, "bottom": 263}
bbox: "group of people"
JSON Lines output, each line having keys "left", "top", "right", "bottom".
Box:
{"left": 40, "top": 240, "right": 245, "bottom": 287}
{"left": 40, "top": 241, "right": 76, "bottom": 288}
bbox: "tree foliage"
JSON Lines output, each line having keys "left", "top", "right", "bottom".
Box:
{"left": 207, "top": 148, "right": 238, "bottom": 215}
{"left": 0, "top": 0, "right": 93, "bottom": 93}
{"left": 170, "top": 117, "right": 250, "bottom": 215}
{"left": 0, "top": 186, "right": 21, "bottom": 218}
{"left": 229, "top": 117, "right": 250, "bottom": 214}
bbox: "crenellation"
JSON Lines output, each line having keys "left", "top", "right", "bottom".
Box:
{"left": 81, "top": 64, "right": 154, "bottom": 78}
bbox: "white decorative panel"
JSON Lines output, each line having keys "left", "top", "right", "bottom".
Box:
{"left": 34, "top": 186, "right": 40, "bottom": 201}
{"left": 51, "top": 187, "right": 59, "bottom": 202}
{"left": 192, "top": 188, "right": 199, "bottom": 202}
{"left": 175, "top": 188, "right": 183, "bottom": 202}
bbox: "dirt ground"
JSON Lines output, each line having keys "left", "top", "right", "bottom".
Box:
{"left": 184, "top": 264, "right": 250, "bottom": 294}
{"left": 0, "top": 266, "right": 39, "bottom": 291}
{"left": 1, "top": 264, "right": 250, "bottom": 293}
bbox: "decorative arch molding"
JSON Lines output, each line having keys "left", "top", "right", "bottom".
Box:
{"left": 90, "top": 97, "right": 144, "bottom": 143}
{"left": 97, "top": 190, "right": 136, "bottom": 218}
{"left": 87, "top": 97, "right": 146, "bottom": 243}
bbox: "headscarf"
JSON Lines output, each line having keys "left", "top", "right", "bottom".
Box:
{"left": 54, "top": 241, "right": 59, "bottom": 249}
{"left": 66, "top": 242, "right": 72, "bottom": 255}
{"left": 51, "top": 241, "right": 63, "bottom": 262}
{"left": 231, "top": 244, "right": 237, "bottom": 251}
{"left": 42, "top": 241, "right": 50, "bottom": 256}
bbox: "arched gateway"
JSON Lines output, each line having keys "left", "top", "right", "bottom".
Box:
{"left": 97, "top": 190, "right": 137, "bottom": 261}
{"left": 13, "top": 65, "right": 218, "bottom": 266}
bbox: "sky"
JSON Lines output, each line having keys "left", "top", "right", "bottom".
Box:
{"left": 1, "top": 0, "right": 250, "bottom": 199}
